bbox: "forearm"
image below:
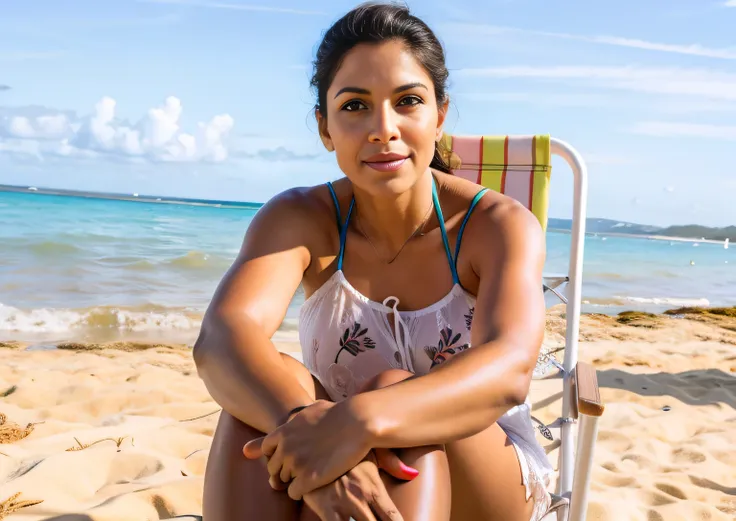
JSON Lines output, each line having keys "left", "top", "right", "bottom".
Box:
{"left": 353, "top": 341, "right": 534, "bottom": 448}
{"left": 194, "top": 312, "right": 314, "bottom": 433}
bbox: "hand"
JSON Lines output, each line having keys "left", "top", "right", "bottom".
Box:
{"left": 244, "top": 399, "right": 411, "bottom": 500}
{"left": 302, "top": 454, "right": 404, "bottom": 521}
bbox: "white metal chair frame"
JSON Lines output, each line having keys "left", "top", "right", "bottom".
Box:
{"left": 540, "top": 138, "right": 603, "bottom": 521}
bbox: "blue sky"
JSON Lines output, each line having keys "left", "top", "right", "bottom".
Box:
{"left": 1, "top": 0, "right": 735, "bottom": 227}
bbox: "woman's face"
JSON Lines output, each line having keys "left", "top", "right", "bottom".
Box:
{"left": 318, "top": 40, "right": 447, "bottom": 196}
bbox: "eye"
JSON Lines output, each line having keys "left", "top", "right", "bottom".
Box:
{"left": 341, "top": 100, "right": 367, "bottom": 112}
{"left": 398, "top": 95, "right": 424, "bottom": 107}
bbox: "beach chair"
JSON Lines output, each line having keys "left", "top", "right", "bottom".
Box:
{"left": 439, "top": 133, "right": 604, "bottom": 521}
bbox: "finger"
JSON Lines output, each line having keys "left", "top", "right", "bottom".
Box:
{"left": 279, "top": 454, "right": 294, "bottom": 485}
{"left": 242, "top": 437, "right": 264, "bottom": 459}
{"left": 266, "top": 443, "right": 285, "bottom": 483}
{"left": 287, "top": 476, "right": 304, "bottom": 501}
{"left": 260, "top": 431, "right": 279, "bottom": 458}
{"left": 374, "top": 448, "right": 419, "bottom": 481}
{"left": 368, "top": 483, "right": 404, "bottom": 521}
{"left": 269, "top": 474, "right": 289, "bottom": 491}
{"left": 288, "top": 473, "right": 322, "bottom": 501}
{"left": 341, "top": 491, "right": 377, "bottom": 521}
{"left": 302, "top": 494, "right": 343, "bottom": 521}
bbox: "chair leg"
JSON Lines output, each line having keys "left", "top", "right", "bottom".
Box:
{"left": 568, "top": 414, "right": 600, "bottom": 521}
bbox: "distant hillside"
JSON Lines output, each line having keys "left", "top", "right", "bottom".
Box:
{"left": 549, "top": 218, "right": 735, "bottom": 241}
{"left": 658, "top": 225, "right": 736, "bottom": 242}
{"left": 548, "top": 218, "right": 662, "bottom": 235}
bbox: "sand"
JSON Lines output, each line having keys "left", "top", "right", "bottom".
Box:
{"left": 1, "top": 310, "right": 735, "bottom": 520}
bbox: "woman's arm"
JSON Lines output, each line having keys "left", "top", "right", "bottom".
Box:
{"left": 193, "top": 189, "right": 319, "bottom": 434}
{"left": 351, "top": 200, "right": 547, "bottom": 448}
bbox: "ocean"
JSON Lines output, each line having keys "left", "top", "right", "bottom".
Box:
{"left": 1, "top": 190, "right": 734, "bottom": 345}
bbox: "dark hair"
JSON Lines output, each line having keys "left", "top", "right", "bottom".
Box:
{"left": 310, "top": 1, "right": 451, "bottom": 173}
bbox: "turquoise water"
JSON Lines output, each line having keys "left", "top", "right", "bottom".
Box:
{"left": 1, "top": 190, "right": 733, "bottom": 343}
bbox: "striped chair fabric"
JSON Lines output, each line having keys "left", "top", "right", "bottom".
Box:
{"left": 439, "top": 134, "right": 552, "bottom": 231}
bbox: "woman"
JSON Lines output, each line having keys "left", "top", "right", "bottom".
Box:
{"left": 194, "top": 2, "right": 553, "bottom": 520}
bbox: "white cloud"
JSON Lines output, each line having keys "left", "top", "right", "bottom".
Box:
{"left": 457, "top": 66, "right": 736, "bottom": 101}
{"left": 443, "top": 23, "right": 736, "bottom": 60}
{"left": 9, "top": 114, "right": 72, "bottom": 139}
{"left": 582, "top": 35, "right": 736, "bottom": 60}
{"left": 724, "top": 0, "right": 736, "bottom": 6}
{"left": 138, "top": 0, "right": 326, "bottom": 15}
{"left": 1, "top": 96, "right": 235, "bottom": 162}
{"left": 631, "top": 121, "right": 736, "bottom": 141}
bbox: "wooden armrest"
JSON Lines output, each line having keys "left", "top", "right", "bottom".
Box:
{"left": 571, "top": 362, "right": 605, "bottom": 418}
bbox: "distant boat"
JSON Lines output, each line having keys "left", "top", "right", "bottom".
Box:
{"left": 133, "top": 193, "right": 139, "bottom": 197}
{"left": 726, "top": 238, "right": 730, "bottom": 250}
{"left": 28, "top": 186, "right": 37, "bottom": 191}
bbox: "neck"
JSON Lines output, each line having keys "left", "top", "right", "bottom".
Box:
{"left": 352, "top": 170, "right": 435, "bottom": 254}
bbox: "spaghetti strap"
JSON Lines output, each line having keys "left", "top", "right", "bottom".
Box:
{"left": 453, "top": 187, "right": 489, "bottom": 274}
{"left": 337, "top": 198, "right": 355, "bottom": 271}
{"left": 326, "top": 182, "right": 342, "bottom": 231}
{"left": 431, "top": 177, "right": 460, "bottom": 285}
{"left": 326, "top": 182, "right": 354, "bottom": 271}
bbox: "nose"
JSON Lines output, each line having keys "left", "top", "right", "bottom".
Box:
{"left": 368, "top": 102, "right": 400, "bottom": 144}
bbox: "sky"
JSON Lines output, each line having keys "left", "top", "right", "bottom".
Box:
{"left": 1, "top": 0, "right": 735, "bottom": 227}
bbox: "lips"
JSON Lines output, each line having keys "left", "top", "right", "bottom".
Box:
{"left": 363, "top": 153, "right": 409, "bottom": 172}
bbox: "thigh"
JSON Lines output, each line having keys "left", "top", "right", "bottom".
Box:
{"left": 446, "top": 422, "right": 535, "bottom": 521}
{"left": 301, "top": 368, "right": 452, "bottom": 521}
{"left": 203, "top": 352, "right": 329, "bottom": 521}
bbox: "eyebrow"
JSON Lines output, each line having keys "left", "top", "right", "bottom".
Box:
{"left": 333, "top": 82, "right": 429, "bottom": 98}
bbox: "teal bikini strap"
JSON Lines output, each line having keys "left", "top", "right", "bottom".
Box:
{"left": 432, "top": 177, "right": 460, "bottom": 285}
{"left": 454, "top": 188, "right": 489, "bottom": 274}
{"left": 327, "top": 182, "right": 354, "bottom": 271}
{"left": 326, "top": 182, "right": 342, "bottom": 231}
{"left": 337, "top": 198, "right": 355, "bottom": 271}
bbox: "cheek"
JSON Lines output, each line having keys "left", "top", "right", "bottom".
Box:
{"left": 331, "top": 121, "right": 368, "bottom": 171}
{"left": 406, "top": 112, "right": 439, "bottom": 158}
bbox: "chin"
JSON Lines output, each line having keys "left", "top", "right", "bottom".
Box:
{"left": 357, "top": 167, "right": 420, "bottom": 197}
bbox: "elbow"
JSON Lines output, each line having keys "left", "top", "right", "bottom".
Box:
{"left": 505, "top": 355, "right": 536, "bottom": 407}
{"left": 192, "top": 315, "right": 218, "bottom": 371}
{"left": 192, "top": 306, "right": 230, "bottom": 369}
{"left": 192, "top": 330, "right": 208, "bottom": 369}
{"left": 506, "top": 382, "right": 530, "bottom": 408}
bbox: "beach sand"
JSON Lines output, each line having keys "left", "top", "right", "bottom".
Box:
{"left": 1, "top": 309, "right": 735, "bottom": 520}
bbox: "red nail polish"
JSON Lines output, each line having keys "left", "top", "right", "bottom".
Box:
{"left": 399, "top": 461, "right": 420, "bottom": 479}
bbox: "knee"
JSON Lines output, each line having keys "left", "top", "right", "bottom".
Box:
{"left": 358, "top": 368, "right": 414, "bottom": 393}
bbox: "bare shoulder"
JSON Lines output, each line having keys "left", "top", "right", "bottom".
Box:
{"left": 437, "top": 172, "right": 545, "bottom": 267}
{"left": 239, "top": 183, "right": 338, "bottom": 262}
